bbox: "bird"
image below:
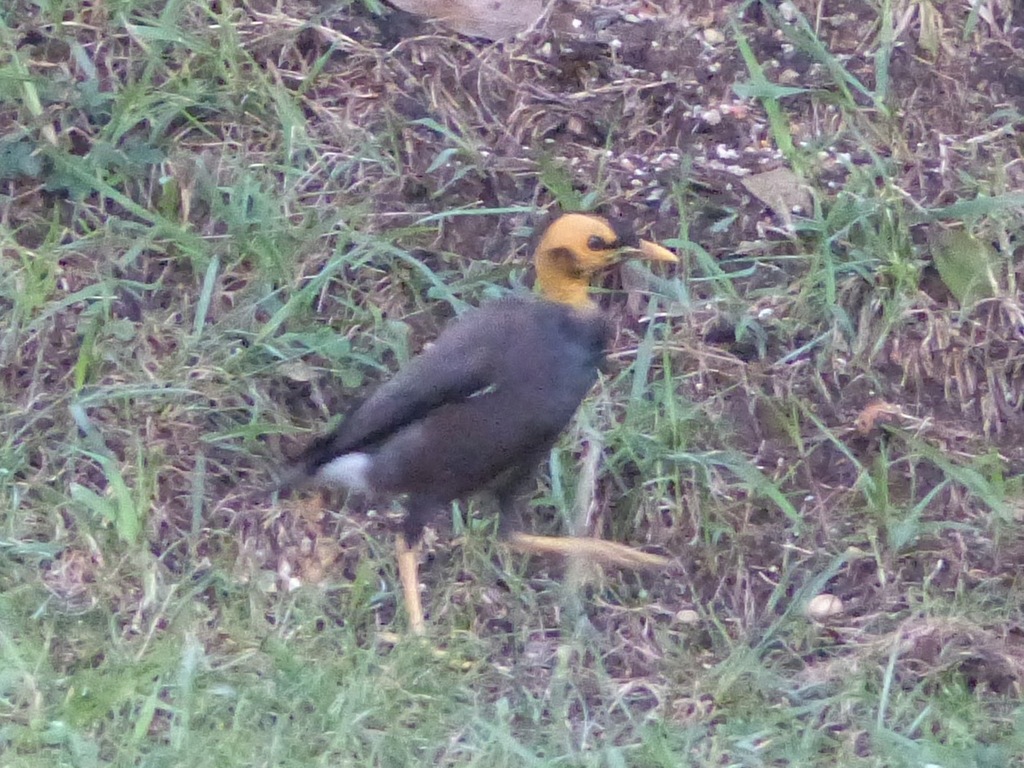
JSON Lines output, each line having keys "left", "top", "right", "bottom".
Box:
{"left": 282, "top": 213, "right": 678, "bottom": 635}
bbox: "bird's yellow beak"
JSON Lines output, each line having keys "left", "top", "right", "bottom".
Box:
{"left": 636, "top": 239, "right": 679, "bottom": 263}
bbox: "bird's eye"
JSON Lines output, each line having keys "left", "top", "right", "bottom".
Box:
{"left": 587, "top": 235, "right": 606, "bottom": 250}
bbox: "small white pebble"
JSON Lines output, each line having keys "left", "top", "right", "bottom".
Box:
{"left": 700, "top": 108, "right": 722, "bottom": 126}
{"left": 703, "top": 28, "right": 726, "bottom": 45}
{"left": 716, "top": 144, "right": 740, "bottom": 160}
{"left": 806, "top": 593, "right": 844, "bottom": 620}
{"left": 610, "top": 38, "right": 622, "bottom": 50}
{"left": 779, "top": 1, "right": 798, "bottom": 21}
{"left": 571, "top": 18, "right": 582, "bottom": 29}
{"left": 675, "top": 609, "right": 700, "bottom": 625}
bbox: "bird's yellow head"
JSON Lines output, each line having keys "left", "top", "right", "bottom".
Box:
{"left": 533, "top": 213, "right": 678, "bottom": 309}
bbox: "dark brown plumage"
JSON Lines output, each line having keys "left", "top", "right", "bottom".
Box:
{"left": 295, "top": 298, "right": 608, "bottom": 543}
{"left": 284, "top": 213, "right": 677, "bottom": 634}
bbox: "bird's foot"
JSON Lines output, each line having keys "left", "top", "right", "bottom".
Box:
{"left": 506, "top": 532, "right": 669, "bottom": 569}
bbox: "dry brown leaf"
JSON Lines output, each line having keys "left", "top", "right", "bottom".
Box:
{"left": 741, "top": 167, "right": 812, "bottom": 229}
{"left": 279, "top": 360, "right": 318, "bottom": 382}
{"left": 854, "top": 399, "right": 904, "bottom": 435}
{"left": 389, "top": 0, "right": 545, "bottom": 40}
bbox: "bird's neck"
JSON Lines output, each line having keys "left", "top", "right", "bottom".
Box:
{"left": 534, "top": 254, "right": 595, "bottom": 310}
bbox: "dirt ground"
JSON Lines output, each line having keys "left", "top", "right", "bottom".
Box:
{"left": 5, "top": 0, "right": 1024, "bottom": 728}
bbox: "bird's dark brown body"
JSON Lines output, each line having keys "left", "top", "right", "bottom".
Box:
{"left": 284, "top": 213, "right": 677, "bottom": 634}
{"left": 294, "top": 297, "right": 609, "bottom": 541}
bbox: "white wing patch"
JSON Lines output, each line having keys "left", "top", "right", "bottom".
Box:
{"left": 317, "top": 453, "right": 372, "bottom": 493}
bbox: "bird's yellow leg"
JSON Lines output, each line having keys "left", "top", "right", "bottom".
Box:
{"left": 506, "top": 532, "right": 669, "bottom": 570}
{"left": 395, "top": 533, "right": 426, "bottom": 635}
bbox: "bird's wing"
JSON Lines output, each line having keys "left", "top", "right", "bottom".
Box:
{"left": 295, "top": 303, "right": 517, "bottom": 470}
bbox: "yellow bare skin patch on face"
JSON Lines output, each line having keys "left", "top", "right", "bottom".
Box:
{"left": 533, "top": 214, "right": 677, "bottom": 309}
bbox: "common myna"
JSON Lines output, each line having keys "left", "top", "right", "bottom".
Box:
{"left": 284, "top": 213, "right": 677, "bottom": 634}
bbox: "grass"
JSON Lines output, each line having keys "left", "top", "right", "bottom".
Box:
{"left": 3, "top": 0, "right": 1024, "bottom": 765}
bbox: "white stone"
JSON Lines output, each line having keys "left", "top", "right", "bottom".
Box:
{"left": 806, "top": 593, "right": 844, "bottom": 620}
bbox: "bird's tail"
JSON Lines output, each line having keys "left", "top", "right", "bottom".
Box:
{"left": 274, "top": 461, "right": 312, "bottom": 496}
